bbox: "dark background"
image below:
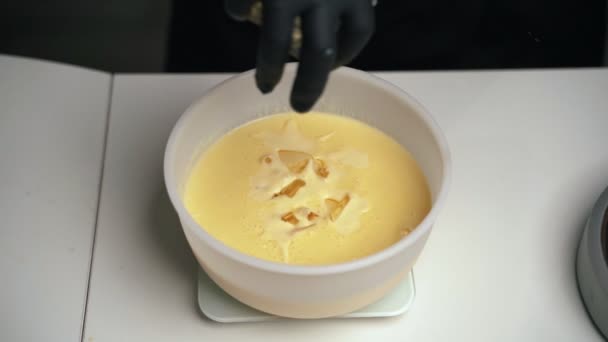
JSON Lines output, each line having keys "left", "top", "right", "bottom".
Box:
{"left": 1, "top": 0, "right": 607, "bottom": 72}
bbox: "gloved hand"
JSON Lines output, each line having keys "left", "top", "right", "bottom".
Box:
{"left": 225, "top": 0, "right": 375, "bottom": 113}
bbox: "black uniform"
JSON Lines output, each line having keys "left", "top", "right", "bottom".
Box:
{"left": 167, "top": 0, "right": 606, "bottom": 72}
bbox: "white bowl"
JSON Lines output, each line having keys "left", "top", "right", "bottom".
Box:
{"left": 164, "top": 65, "right": 451, "bottom": 319}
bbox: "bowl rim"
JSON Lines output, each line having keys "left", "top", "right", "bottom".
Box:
{"left": 588, "top": 186, "right": 608, "bottom": 277}
{"left": 602, "top": 207, "right": 607, "bottom": 265}
{"left": 164, "top": 65, "right": 452, "bottom": 276}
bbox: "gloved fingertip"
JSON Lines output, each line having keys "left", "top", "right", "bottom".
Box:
{"left": 257, "top": 82, "right": 274, "bottom": 94}
{"left": 290, "top": 98, "right": 313, "bottom": 113}
{"left": 255, "top": 73, "right": 276, "bottom": 94}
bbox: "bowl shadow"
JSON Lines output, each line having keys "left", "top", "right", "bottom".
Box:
{"left": 146, "top": 185, "right": 207, "bottom": 319}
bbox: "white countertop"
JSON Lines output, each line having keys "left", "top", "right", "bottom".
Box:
{"left": 0, "top": 55, "right": 110, "bottom": 341}
{"left": 1, "top": 55, "right": 607, "bottom": 341}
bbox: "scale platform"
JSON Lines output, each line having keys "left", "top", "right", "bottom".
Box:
{"left": 197, "top": 268, "right": 416, "bottom": 323}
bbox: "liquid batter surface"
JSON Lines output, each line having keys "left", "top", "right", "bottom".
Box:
{"left": 184, "top": 112, "right": 431, "bottom": 265}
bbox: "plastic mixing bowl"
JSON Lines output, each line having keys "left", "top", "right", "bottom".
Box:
{"left": 164, "top": 65, "right": 451, "bottom": 318}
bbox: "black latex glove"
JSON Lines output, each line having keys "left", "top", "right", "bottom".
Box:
{"left": 225, "top": 0, "right": 375, "bottom": 112}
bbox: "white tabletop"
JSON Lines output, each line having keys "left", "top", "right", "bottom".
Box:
{"left": 0, "top": 55, "right": 110, "bottom": 341}
{"left": 2, "top": 54, "right": 607, "bottom": 341}
{"left": 83, "top": 70, "right": 608, "bottom": 341}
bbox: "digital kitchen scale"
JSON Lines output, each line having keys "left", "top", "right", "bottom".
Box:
{"left": 197, "top": 268, "right": 416, "bottom": 323}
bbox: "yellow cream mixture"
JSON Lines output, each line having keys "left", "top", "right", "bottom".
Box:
{"left": 184, "top": 112, "right": 431, "bottom": 265}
